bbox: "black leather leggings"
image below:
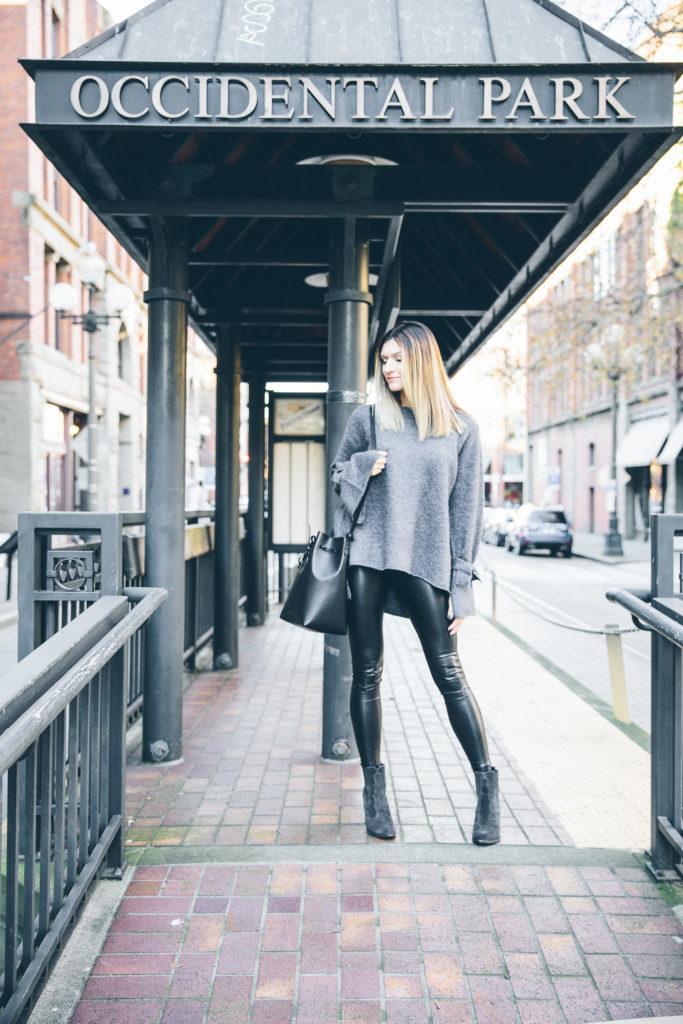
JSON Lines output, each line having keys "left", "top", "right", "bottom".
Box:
{"left": 347, "top": 566, "right": 491, "bottom": 772}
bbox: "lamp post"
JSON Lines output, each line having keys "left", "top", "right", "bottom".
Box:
{"left": 586, "top": 328, "right": 625, "bottom": 557}
{"left": 50, "top": 243, "right": 133, "bottom": 511}
{"left": 604, "top": 365, "right": 624, "bottom": 556}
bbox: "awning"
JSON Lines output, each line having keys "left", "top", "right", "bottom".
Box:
{"left": 616, "top": 416, "right": 669, "bottom": 468}
{"left": 658, "top": 418, "right": 683, "bottom": 464}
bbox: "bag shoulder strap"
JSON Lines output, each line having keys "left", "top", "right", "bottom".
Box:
{"left": 348, "top": 405, "right": 376, "bottom": 539}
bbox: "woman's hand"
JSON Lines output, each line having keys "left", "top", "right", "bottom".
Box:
{"left": 370, "top": 451, "right": 388, "bottom": 476}
{"left": 447, "top": 598, "right": 463, "bottom": 636}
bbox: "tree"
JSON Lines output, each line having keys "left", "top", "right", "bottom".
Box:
{"left": 603, "top": 0, "right": 683, "bottom": 50}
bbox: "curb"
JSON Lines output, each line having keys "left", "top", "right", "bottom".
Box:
{"left": 27, "top": 863, "right": 135, "bottom": 1024}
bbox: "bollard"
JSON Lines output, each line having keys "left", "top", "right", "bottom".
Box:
{"left": 605, "top": 625, "right": 631, "bottom": 724}
{"left": 490, "top": 570, "right": 497, "bottom": 624}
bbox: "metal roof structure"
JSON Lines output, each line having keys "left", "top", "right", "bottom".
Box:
{"left": 22, "top": 0, "right": 682, "bottom": 380}
{"left": 68, "top": 0, "right": 639, "bottom": 64}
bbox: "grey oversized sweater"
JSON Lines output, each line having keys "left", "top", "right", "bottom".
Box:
{"left": 331, "top": 404, "right": 483, "bottom": 618}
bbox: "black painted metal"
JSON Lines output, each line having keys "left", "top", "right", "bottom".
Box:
{"left": 0, "top": 589, "right": 165, "bottom": 1023}
{"left": 214, "top": 330, "right": 242, "bottom": 670}
{"left": 246, "top": 378, "right": 267, "bottom": 627}
{"left": 606, "top": 513, "right": 683, "bottom": 879}
{"left": 321, "top": 219, "right": 369, "bottom": 763}
{"left": 17, "top": 510, "right": 240, "bottom": 726}
{"left": 143, "top": 222, "right": 189, "bottom": 763}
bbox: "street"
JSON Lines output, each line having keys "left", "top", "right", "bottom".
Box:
{"left": 475, "top": 542, "right": 651, "bottom": 733}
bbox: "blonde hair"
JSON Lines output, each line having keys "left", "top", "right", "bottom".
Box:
{"left": 373, "top": 321, "right": 465, "bottom": 440}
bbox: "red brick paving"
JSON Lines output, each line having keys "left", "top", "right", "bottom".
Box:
{"left": 68, "top": 860, "right": 683, "bottom": 1023}
{"left": 64, "top": 617, "right": 683, "bottom": 1024}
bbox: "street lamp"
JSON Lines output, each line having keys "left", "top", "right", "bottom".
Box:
{"left": 49, "top": 243, "right": 134, "bottom": 512}
{"left": 585, "top": 326, "right": 625, "bottom": 557}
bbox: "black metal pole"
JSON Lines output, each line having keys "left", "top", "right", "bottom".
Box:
{"left": 604, "top": 371, "right": 624, "bottom": 556}
{"left": 214, "top": 329, "right": 242, "bottom": 668}
{"left": 142, "top": 221, "right": 189, "bottom": 763}
{"left": 246, "top": 376, "right": 266, "bottom": 626}
{"left": 649, "top": 514, "right": 680, "bottom": 877}
{"left": 322, "top": 218, "right": 371, "bottom": 762}
{"left": 85, "top": 289, "right": 99, "bottom": 513}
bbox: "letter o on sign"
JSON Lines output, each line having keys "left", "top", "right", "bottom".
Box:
{"left": 71, "top": 75, "right": 109, "bottom": 118}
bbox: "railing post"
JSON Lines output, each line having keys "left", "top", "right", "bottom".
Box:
{"left": 106, "top": 644, "right": 128, "bottom": 875}
{"left": 649, "top": 514, "right": 682, "bottom": 877}
{"left": 185, "top": 555, "right": 198, "bottom": 670}
{"left": 246, "top": 376, "right": 267, "bottom": 626}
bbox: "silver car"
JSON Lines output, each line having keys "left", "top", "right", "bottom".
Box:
{"left": 505, "top": 506, "right": 573, "bottom": 557}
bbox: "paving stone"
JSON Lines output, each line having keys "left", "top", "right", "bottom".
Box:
{"left": 168, "top": 954, "right": 216, "bottom": 998}
{"left": 160, "top": 999, "right": 207, "bottom": 1024}
{"left": 430, "top": 999, "right": 476, "bottom": 1023}
{"left": 71, "top": 1000, "right": 164, "bottom": 1023}
{"left": 553, "top": 976, "right": 606, "bottom": 1024}
{"left": 506, "top": 951, "right": 557, "bottom": 999}
{"left": 63, "top": 616, "right": 683, "bottom": 1024}
{"left": 467, "top": 975, "right": 517, "bottom": 1024}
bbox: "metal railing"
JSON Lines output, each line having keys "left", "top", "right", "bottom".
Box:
{"left": 0, "top": 586, "right": 166, "bottom": 1023}
{"left": 607, "top": 513, "right": 683, "bottom": 881}
{"left": 17, "top": 511, "right": 245, "bottom": 722}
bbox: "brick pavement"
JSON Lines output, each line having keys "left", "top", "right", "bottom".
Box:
{"left": 51, "top": 612, "right": 683, "bottom": 1024}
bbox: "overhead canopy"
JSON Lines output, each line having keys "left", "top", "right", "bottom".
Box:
{"left": 21, "top": 0, "right": 682, "bottom": 380}
{"left": 616, "top": 416, "right": 669, "bottom": 468}
{"left": 658, "top": 418, "right": 683, "bottom": 463}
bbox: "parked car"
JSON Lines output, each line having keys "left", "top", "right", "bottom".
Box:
{"left": 505, "top": 505, "right": 573, "bottom": 557}
{"left": 481, "top": 508, "right": 514, "bottom": 547}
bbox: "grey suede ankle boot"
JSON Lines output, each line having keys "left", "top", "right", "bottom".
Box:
{"left": 362, "top": 764, "right": 396, "bottom": 840}
{"left": 472, "top": 767, "right": 500, "bottom": 845}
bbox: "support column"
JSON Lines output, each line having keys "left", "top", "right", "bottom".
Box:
{"left": 246, "top": 376, "right": 266, "bottom": 626}
{"left": 143, "top": 221, "right": 189, "bottom": 763}
{"left": 322, "top": 218, "right": 372, "bottom": 762}
{"left": 214, "top": 329, "right": 242, "bottom": 669}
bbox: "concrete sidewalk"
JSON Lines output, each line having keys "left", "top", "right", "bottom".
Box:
{"left": 572, "top": 532, "right": 650, "bottom": 566}
{"left": 32, "top": 612, "right": 683, "bottom": 1024}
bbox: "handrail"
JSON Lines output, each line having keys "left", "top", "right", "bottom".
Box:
{"left": 606, "top": 588, "right": 683, "bottom": 648}
{"left": 0, "top": 583, "right": 167, "bottom": 1022}
{"left": 0, "top": 588, "right": 166, "bottom": 776}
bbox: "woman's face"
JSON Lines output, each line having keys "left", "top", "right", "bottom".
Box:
{"left": 380, "top": 338, "right": 404, "bottom": 395}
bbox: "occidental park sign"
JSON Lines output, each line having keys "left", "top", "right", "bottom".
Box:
{"left": 30, "top": 63, "right": 676, "bottom": 131}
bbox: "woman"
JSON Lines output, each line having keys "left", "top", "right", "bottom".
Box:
{"left": 331, "top": 321, "right": 499, "bottom": 845}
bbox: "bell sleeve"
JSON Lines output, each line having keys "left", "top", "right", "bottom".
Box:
{"left": 448, "top": 418, "right": 484, "bottom": 617}
{"left": 330, "top": 406, "right": 380, "bottom": 525}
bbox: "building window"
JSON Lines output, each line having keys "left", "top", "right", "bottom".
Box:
{"left": 45, "top": 403, "right": 67, "bottom": 510}
{"left": 593, "top": 235, "right": 616, "bottom": 301}
{"left": 503, "top": 453, "right": 523, "bottom": 475}
{"left": 51, "top": 10, "right": 61, "bottom": 57}
{"left": 54, "top": 259, "right": 71, "bottom": 353}
{"left": 588, "top": 442, "right": 595, "bottom": 468}
{"left": 118, "top": 325, "right": 132, "bottom": 382}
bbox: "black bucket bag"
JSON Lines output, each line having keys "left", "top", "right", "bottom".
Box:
{"left": 280, "top": 407, "right": 376, "bottom": 635}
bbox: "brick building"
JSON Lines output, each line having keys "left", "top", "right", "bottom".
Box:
{"left": 0, "top": 0, "right": 216, "bottom": 532}
{"left": 525, "top": 138, "right": 683, "bottom": 539}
